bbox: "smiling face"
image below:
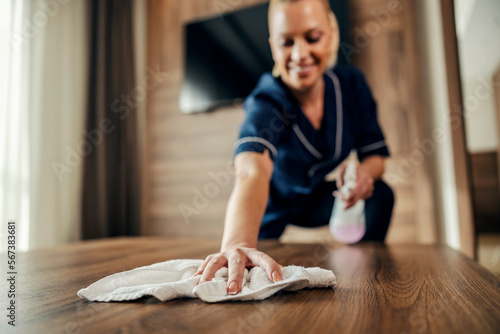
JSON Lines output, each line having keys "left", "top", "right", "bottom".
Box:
{"left": 268, "top": 0, "right": 339, "bottom": 93}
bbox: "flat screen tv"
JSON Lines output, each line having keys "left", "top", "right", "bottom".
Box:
{"left": 179, "top": 1, "right": 350, "bottom": 113}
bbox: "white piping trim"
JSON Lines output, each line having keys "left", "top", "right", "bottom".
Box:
{"left": 358, "top": 140, "right": 387, "bottom": 153}
{"left": 233, "top": 136, "right": 278, "bottom": 157}
{"left": 307, "top": 160, "right": 333, "bottom": 177}
{"left": 326, "top": 70, "right": 343, "bottom": 161}
{"left": 292, "top": 124, "right": 323, "bottom": 159}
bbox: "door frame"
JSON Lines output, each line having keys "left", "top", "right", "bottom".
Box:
{"left": 440, "top": 0, "right": 476, "bottom": 259}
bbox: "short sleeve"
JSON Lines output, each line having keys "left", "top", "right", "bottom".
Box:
{"left": 234, "top": 93, "right": 288, "bottom": 160}
{"left": 352, "top": 70, "right": 390, "bottom": 161}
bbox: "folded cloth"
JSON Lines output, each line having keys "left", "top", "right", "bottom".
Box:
{"left": 77, "top": 259, "right": 336, "bottom": 303}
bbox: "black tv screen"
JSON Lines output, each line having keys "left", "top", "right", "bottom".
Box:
{"left": 179, "top": 1, "right": 350, "bottom": 113}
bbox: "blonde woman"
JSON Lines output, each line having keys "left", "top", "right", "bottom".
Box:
{"left": 194, "top": 0, "right": 394, "bottom": 295}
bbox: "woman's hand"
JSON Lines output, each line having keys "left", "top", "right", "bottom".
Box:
{"left": 335, "top": 164, "right": 375, "bottom": 209}
{"left": 193, "top": 247, "right": 282, "bottom": 295}
{"left": 335, "top": 155, "right": 385, "bottom": 208}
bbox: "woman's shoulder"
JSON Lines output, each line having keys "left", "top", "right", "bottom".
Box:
{"left": 327, "top": 65, "right": 368, "bottom": 89}
{"left": 244, "top": 72, "right": 294, "bottom": 112}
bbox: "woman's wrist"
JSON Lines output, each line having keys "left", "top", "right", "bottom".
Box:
{"left": 220, "top": 240, "right": 257, "bottom": 252}
{"left": 358, "top": 156, "right": 384, "bottom": 181}
{"left": 357, "top": 165, "right": 376, "bottom": 182}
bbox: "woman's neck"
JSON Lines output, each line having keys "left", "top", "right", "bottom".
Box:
{"left": 289, "top": 77, "right": 325, "bottom": 109}
{"left": 289, "top": 77, "right": 325, "bottom": 130}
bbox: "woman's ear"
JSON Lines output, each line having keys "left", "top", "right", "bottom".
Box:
{"left": 327, "top": 13, "right": 340, "bottom": 68}
{"left": 268, "top": 36, "right": 274, "bottom": 53}
{"left": 268, "top": 36, "right": 281, "bottom": 77}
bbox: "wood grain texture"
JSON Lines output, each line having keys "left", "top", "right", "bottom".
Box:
{"left": 5, "top": 237, "right": 500, "bottom": 334}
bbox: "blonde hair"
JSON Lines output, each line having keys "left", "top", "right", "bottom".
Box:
{"left": 268, "top": 0, "right": 339, "bottom": 77}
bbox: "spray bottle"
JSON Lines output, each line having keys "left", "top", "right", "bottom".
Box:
{"left": 329, "top": 155, "right": 366, "bottom": 244}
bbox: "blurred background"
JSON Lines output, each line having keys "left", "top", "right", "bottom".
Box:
{"left": 0, "top": 0, "right": 499, "bottom": 274}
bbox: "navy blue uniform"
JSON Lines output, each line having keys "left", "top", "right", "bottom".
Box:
{"left": 234, "top": 66, "right": 394, "bottom": 241}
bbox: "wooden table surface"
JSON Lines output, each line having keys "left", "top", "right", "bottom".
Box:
{"left": 2, "top": 237, "right": 500, "bottom": 334}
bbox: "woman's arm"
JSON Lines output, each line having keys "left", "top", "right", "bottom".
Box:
{"left": 220, "top": 151, "right": 273, "bottom": 250}
{"left": 357, "top": 154, "right": 385, "bottom": 181}
{"left": 194, "top": 150, "right": 283, "bottom": 295}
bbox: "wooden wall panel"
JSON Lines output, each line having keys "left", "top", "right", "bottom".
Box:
{"left": 144, "top": 0, "right": 265, "bottom": 239}
{"left": 144, "top": 0, "right": 437, "bottom": 243}
{"left": 349, "top": 0, "right": 436, "bottom": 243}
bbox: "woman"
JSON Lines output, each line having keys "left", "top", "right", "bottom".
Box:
{"left": 194, "top": 0, "right": 394, "bottom": 295}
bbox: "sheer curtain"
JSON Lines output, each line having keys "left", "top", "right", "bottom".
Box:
{"left": 0, "top": 0, "right": 88, "bottom": 250}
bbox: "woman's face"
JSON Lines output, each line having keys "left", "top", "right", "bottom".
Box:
{"left": 269, "top": 0, "right": 336, "bottom": 92}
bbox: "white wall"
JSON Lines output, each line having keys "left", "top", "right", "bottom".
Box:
{"left": 462, "top": 77, "right": 499, "bottom": 152}
{"left": 456, "top": 0, "right": 500, "bottom": 153}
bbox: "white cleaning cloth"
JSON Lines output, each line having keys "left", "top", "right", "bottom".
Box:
{"left": 77, "top": 259, "right": 336, "bottom": 303}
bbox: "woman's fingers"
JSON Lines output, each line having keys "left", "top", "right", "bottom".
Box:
{"left": 344, "top": 174, "right": 374, "bottom": 208}
{"left": 336, "top": 165, "right": 347, "bottom": 189}
{"left": 247, "top": 249, "right": 282, "bottom": 283}
{"left": 226, "top": 250, "right": 247, "bottom": 295}
{"left": 192, "top": 255, "right": 213, "bottom": 277}
{"left": 196, "top": 248, "right": 283, "bottom": 296}
{"left": 199, "top": 255, "right": 228, "bottom": 283}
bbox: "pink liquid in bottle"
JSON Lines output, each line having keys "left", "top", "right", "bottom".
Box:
{"left": 331, "top": 224, "right": 365, "bottom": 244}
{"left": 329, "top": 190, "right": 366, "bottom": 244}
